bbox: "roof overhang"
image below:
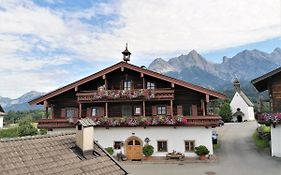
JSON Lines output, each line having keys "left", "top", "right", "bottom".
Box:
{"left": 251, "top": 67, "right": 281, "bottom": 92}
{"left": 29, "top": 61, "right": 226, "bottom": 105}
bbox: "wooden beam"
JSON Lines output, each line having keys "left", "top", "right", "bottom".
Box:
{"left": 75, "top": 86, "right": 78, "bottom": 92}
{"left": 43, "top": 100, "right": 48, "bottom": 108}
{"left": 105, "top": 102, "right": 108, "bottom": 117}
{"left": 206, "top": 94, "right": 209, "bottom": 103}
{"left": 170, "top": 100, "right": 173, "bottom": 117}
{"left": 143, "top": 101, "right": 146, "bottom": 117}
{"left": 140, "top": 72, "right": 144, "bottom": 78}
{"left": 201, "top": 99, "right": 206, "bottom": 116}
{"left": 102, "top": 74, "right": 106, "bottom": 80}
{"left": 142, "top": 77, "right": 145, "bottom": 89}
{"left": 45, "top": 106, "right": 48, "bottom": 119}
{"left": 79, "top": 103, "right": 82, "bottom": 118}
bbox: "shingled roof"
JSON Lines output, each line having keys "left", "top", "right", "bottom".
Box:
{"left": 0, "top": 133, "right": 128, "bottom": 175}
{"left": 0, "top": 105, "right": 6, "bottom": 116}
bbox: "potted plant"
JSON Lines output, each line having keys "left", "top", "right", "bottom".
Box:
{"left": 143, "top": 144, "right": 154, "bottom": 160}
{"left": 194, "top": 145, "right": 209, "bottom": 160}
{"left": 105, "top": 147, "right": 114, "bottom": 155}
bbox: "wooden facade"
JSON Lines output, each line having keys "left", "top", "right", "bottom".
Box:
{"left": 252, "top": 67, "right": 281, "bottom": 112}
{"left": 30, "top": 61, "right": 225, "bottom": 129}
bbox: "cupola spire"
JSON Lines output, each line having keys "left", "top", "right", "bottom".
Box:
{"left": 122, "top": 43, "right": 131, "bottom": 63}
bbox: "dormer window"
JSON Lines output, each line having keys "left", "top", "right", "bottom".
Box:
{"left": 147, "top": 82, "right": 155, "bottom": 89}
{"left": 124, "top": 80, "right": 131, "bottom": 90}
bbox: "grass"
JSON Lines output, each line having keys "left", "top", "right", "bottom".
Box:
{"left": 213, "top": 143, "right": 220, "bottom": 150}
{"left": 0, "top": 127, "right": 19, "bottom": 138}
{"left": 252, "top": 131, "right": 270, "bottom": 149}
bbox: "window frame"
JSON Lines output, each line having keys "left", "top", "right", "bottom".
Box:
{"left": 66, "top": 107, "right": 75, "bottom": 119}
{"left": 134, "top": 106, "right": 142, "bottom": 116}
{"left": 184, "top": 140, "right": 195, "bottom": 152}
{"left": 124, "top": 80, "right": 132, "bottom": 90}
{"left": 92, "top": 107, "right": 98, "bottom": 117}
{"left": 147, "top": 81, "right": 156, "bottom": 89}
{"left": 113, "top": 141, "right": 122, "bottom": 150}
{"left": 157, "top": 106, "right": 166, "bottom": 115}
{"left": 157, "top": 140, "right": 168, "bottom": 152}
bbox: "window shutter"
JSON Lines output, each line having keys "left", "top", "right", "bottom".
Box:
{"left": 99, "top": 107, "right": 105, "bottom": 116}
{"left": 87, "top": 107, "right": 92, "bottom": 117}
{"left": 191, "top": 105, "right": 198, "bottom": 116}
{"left": 61, "top": 108, "right": 66, "bottom": 118}
{"left": 166, "top": 105, "right": 171, "bottom": 116}
{"left": 152, "top": 106, "right": 157, "bottom": 116}
{"left": 177, "top": 105, "right": 183, "bottom": 115}
{"left": 74, "top": 108, "right": 79, "bottom": 118}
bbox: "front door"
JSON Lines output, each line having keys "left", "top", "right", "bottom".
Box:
{"left": 126, "top": 137, "right": 143, "bottom": 160}
{"left": 122, "top": 105, "right": 132, "bottom": 117}
{"left": 237, "top": 115, "right": 242, "bottom": 122}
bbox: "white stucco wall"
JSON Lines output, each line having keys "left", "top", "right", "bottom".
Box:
{"left": 94, "top": 126, "right": 213, "bottom": 157}
{"left": 271, "top": 125, "right": 281, "bottom": 157}
{"left": 230, "top": 92, "right": 255, "bottom": 121}
{"left": 0, "top": 116, "right": 3, "bottom": 129}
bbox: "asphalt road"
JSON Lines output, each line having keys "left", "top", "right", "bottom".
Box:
{"left": 122, "top": 122, "right": 281, "bottom": 175}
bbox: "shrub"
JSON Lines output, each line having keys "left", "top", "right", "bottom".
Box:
{"left": 39, "top": 129, "right": 48, "bottom": 135}
{"left": 17, "top": 116, "right": 38, "bottom": 137}
{"left": 219, "top": 101, "right": 232, "bottom": 122}
{"left": 194, "top": 145, "right": 210, "bottom": 156}
{"left": 143, "top": 145, "right": 154, "bottom": 157}
{"left": 252, "top": 131, "right": 270, "bottom": 149}
{"left": 105, "top": 147, "right": 114, "bottom": 155}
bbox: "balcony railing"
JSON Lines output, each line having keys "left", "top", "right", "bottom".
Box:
{"left": 76, "top": 89, "right": 174, "bottom": 102}
{"left": 37, "top": 116, "right": 221, "bottom": 129}
{"left": 37, "top": 118, "right": 77, "bottom": 129}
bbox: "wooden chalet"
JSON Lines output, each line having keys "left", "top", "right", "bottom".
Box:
{"left": 29, "top": 47, "right": 225, "bottom": 130}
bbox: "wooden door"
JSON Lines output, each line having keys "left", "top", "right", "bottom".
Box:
{"left": 126, "top": 139, "right": 143, "bottom": 160}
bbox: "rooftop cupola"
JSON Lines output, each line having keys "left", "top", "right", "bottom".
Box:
{"left": 122, "top": 43, "right": 131, "bottom": 63}
{"left": 233, "top": 78, "right": 241, "bottom": 92}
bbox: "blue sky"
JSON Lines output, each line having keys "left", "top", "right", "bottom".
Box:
{"left": 0, "top": 0, "right": 280, "bottom": 98}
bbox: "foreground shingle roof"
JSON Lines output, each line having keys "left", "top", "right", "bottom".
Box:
{"left": 0, "top": 133, "right": 127, "bottom": 175}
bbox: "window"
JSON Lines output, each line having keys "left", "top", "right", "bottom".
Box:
{"left": 114, "top": 141, "right": 122, "bottom": 149}
{"left": 66, "top": 108, "right": 75, "bottom": 118}
{"left": 134, "top": 106, "right": 141, "bottom": 115}
{"left": 92, "top": 107, "right": 97, "bottom": 117}
{"left": 147, "top": 82, "right": 155, "bottom": 89}
{"left": 157, "top": 106, "right": 166, "bottom": 115}
{"left": 185, "top": 140, "right": 195, "bottom": 152}
{"left": 77, "top": 124, "right": 82, "bottom": 130}
{"left": 124, "top": 80, "right": 131, "bottom": 90}
{"left": 157, "top": 141, "right": 167, "bottom": 152}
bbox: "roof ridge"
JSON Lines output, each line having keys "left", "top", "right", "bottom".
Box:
{"left": 0, "top": 132, "right": 75, "bottom": 142}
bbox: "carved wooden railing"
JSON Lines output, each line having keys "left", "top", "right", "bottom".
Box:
{"left": 37, "top": 118, "right": 78, "bottom": 129}
{"left": 76, "top": 89, "right": 174, "bottom": 102}
{"left": 37, "top": 116, "right": 221, "bottom": 129}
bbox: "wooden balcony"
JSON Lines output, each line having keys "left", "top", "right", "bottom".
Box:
{"left": 76, "top": 89, "right": 174, "bottom": 102}
{"left": 37, "top": 116, "right": 221, "bottom": 129}
{"left": 37, "top": 118, "right": 76, "bottom": 129}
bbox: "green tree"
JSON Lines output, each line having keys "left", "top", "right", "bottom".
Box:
{"left": 17, "top": 116, "right": 38, "bottom": 136}
{"left": 219, "top": 101, "right": 232, "bottom": 122}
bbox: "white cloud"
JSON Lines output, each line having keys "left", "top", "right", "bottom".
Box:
{"left": 0, "top": 0, "right": 280, "bottom": 97}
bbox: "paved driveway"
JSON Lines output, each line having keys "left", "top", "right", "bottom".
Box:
{"left": 122, "top": 122, "right": 281, "bottom": 175}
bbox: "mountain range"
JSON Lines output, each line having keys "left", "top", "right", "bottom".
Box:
{"left": 1, "top": 48, "right": 280, "bottom": 111}
{"left": 0, "top": 91, "right": 44, "bottom": 112}
{"left": 148, "top": 48, "right": 281, "bottom": 99}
